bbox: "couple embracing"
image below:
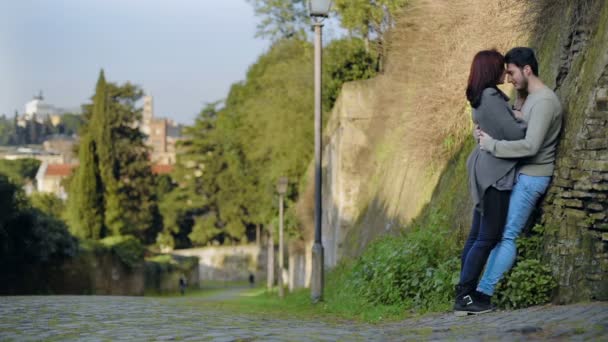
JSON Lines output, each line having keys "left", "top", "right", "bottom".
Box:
{"left": 454, "top": 47, "right": 563, "bottom": 315}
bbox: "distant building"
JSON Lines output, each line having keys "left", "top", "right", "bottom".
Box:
{"left": 43, "top": 135, "right": 77, "bottom": 164}
{"left": 33, "top": 162, "right": 173, "bottom": 199}
{"left": 2, "top": 147, "right": 63, "bottom": 164}
{"left": 151, "top": 164, "right": 174, "bottom": 175}
{"left": 23, "top": 91, "right": 80, "bottom": 125}
{"left": 25, "top": 92, "right": 59, "bottom": 120}
{"left": 139, "top": 95, "right": 183, "bottom": 165}
{"left": 35, "top": 162, "right": 75, "bottom": 200}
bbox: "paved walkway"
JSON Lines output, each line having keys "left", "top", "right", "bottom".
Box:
{"left": 0, "top": 294, "right": 606, "bottom": 341}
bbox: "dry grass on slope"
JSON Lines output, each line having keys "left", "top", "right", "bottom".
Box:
{"left": 374, "top": 0, "right": 529, "bottom": 160}
{"left": 355, "top": 0, "right": 531, "bottom": 222}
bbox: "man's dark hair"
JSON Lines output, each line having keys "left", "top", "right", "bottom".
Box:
{"left": 505, "top": 47, "right": 539, "bottom": 76}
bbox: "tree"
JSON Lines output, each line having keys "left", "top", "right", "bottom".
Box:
{"left": 89, "top": 71, "right": 124, "bottom": 236}
{"left": 323, "top": 38, "right": 378, "bottom": 110}
{"left": 334, "top": 0, "right": 408, "bottom": 69}
{"left": 248, "top": 0, "right": 309, "bottom": 41}
{"left": 0, "top": 158, "right": 41, "bottom": 185}
{"left": 159, "top": 102, "right": 224, "bottom": 248}
{"left": 160, "top": 36, "right": 377, "bottom": 248}
{"left": 67, "top": 70, "right": 162, "bottom": 244}
{"left": 30, "top": 192, "right": 65, "bottom": 219}
{"left": 0, "top": 174, "right": 77, "bottom": 290}
{"left": 103, "top": 82, "right": 162, "bottom": 244}
{"left": 66, "top": 134, "right": 105, "bottom": 239}
{"left": 0, "top": 115, "right": 15, "bottom": 145}
{"left": 28, "top": 114, "right": 40, "bottom": 144}
{"left": 57, "top": 113, "right": 83, "bottom": 136}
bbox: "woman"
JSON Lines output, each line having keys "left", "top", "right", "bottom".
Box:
{"left": 454, "top": 50, "right": 526, "bottom": 316}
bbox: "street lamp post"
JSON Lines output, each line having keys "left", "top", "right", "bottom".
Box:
{"left": 277, "top": 177, "right": 288, "bottom": 298}
{"left": 308, "top": 0, "right": 331, "bottom": 303}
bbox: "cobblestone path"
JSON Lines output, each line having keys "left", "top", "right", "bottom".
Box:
{"left": 0, "top": 295, "right": 606, "bottom": 341}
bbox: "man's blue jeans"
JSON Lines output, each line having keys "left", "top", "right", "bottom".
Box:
{"left": 477, "top": 174, "right": 551, "bottom": 296}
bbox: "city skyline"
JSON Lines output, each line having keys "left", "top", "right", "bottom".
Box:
{"left": 0, "top": 0, "right": 272, "bottom": 124}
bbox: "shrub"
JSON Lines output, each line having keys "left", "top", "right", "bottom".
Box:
{"left": 349, "top": 223, "right": 460, "bottom": 311}
{"left": 99, "top": 235, "right": 145, "bottom": 269}
{"left": 494, "top": 224, "right": 557, "bottom": 309}
{"left": 495, "top": 259, "right": 556, "bottom": 309}
{"left": 0, "top": 174, "right": 77, "bottom": 272}
{"left": 146, "top": 254, "right": 198, "bottom": 273}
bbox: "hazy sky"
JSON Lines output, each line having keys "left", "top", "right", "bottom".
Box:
{"left": 0, "top": 0, "right": 274, "bottom": 124}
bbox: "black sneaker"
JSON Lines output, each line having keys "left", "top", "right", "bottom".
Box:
{"left": 454, "top": 293, "right": 494, "bottom": 316}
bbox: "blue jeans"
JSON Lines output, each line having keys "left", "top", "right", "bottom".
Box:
{"left": 477, "top": 174, "right": 551, "bottom": 296}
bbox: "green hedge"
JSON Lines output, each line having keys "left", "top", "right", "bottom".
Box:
{"left": 98, "top": 235, "right": 145, "bottom": 269}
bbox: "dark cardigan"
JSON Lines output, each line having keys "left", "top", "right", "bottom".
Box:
{"left": 466, "top": 87, "right": 527, "bottom": 212}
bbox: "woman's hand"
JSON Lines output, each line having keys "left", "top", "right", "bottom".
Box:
{"left": 479, "top": 130, "right": 494, "bottom": 150}
{"left": 513, "top": 109, "right": 524, "bottom": 120}
{"left": 473, "top": 124, "right": 481, "bottom": 143}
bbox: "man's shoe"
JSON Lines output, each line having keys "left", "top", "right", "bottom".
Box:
{"left": 473, "top": 290, "right": 497, "bottom": 311}
{"left": 453, "top": 294, "right": 494, "bottom": 316}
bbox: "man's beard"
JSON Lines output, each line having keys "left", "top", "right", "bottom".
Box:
{"left": 518, "top": 75, "right": 529, "bottom": 91}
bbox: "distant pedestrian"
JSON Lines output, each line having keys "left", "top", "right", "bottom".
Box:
{"left": 179, "top": 275, "right": 187, "bottom": 295}
{"left": 248, "top": 273, "right": 255, "bottom": 288}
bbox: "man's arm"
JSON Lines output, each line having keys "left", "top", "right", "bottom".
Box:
{"left": 479, "top": 99, "right": 554, "bottom": 158}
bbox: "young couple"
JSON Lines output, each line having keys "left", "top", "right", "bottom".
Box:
{"left": 454, "top": 47, "right": 563, "bottom": 315}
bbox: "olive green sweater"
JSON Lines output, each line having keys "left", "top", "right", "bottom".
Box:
{"left": 480, "top": 86, "right": 563, "bottom": 176}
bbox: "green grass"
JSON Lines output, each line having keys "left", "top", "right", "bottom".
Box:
{"left": 199, "top": 280, "right": 251, "bottom": 289}
{"left": 145, "top": 287, "right": 227, "bottom": 298}
{"left": 193, "top": 287, "right": 412, "bottom": 324}
{"left": 172, "top": 267, "right": 438, "bottom": 324}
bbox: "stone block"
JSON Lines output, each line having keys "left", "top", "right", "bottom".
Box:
{"left": 590, "top": 113, "right": 608, "bottom": 121}
{"left": 591, "top": 212, "right": 607, "bottom": 221}
{"left": 557, "top": 166, "right": 571, "bottom": 179}
{"left": 554, "top": 178, "right": 574, "bottom": 188}
{"left": 560, "top": 157, "right": 577, "bottom": 168}
{"left": 569, "top": 169, "right": 586, "bottom": 179}
{"left": 588, "top": 125, "right": 607, "bottom": 138}
{"left": 564, "top": 199, "right": 584, "bottom": 208}
{"left": 574, "top": 180, "right": 594, "bottom": 190}
{"left": 586, "top": 138, "right": 608, "bottom": 150}
{"left": 588, "top": 203, "right": 605, "bottom": 212}
{"left": 584, "top": 119, "right": 607, "bottom": 126}
{"left": 571, "top": 190, "right": 596, "bottom": 198}
{"left": 590, "top": 172, "right": 604, "bottom": 182}
{"left": 592, "top": 183, "right": 608, "bottom": 191}
{"left": 581, "top": 160, "right": 608, "bottom": 171}
{"left": 575, "top": 169, "right": 594, "bottom": 181}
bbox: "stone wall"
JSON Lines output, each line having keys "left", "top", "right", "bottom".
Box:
{"left": 172, "top": 245, "right": 267, "bottom": 284}
{"left": 144, "top": 255, "right": 200, "bottom": 294}
{"left": 539, "top": 1, "right": 608, "bottom": 302}
{"left": 1, "top": 250, "right": 202, "bottom": 296}
{"left": 0, "top": 250, "right": 145, "bottom": 295}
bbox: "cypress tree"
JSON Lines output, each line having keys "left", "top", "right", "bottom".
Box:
{"left": 67, "top": 135, "right": 104, "bottom": 239}
{"left": 90, "top": 70, "right": 124, "bottom": 236}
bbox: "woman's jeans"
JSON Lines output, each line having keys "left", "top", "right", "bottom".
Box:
{"left": 459, "top": 187, "right": 511, "bottom": 294}
{"left": 477, "top": 174, "right": 552, "bottom": 296}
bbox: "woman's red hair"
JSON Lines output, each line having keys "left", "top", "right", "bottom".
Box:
{"left": 466, "top": 50, "right": 505, "bottom": 108}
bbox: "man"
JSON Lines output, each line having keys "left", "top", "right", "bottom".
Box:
{"left": 466, "top": 47, "right": 563, "bottom": 313}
